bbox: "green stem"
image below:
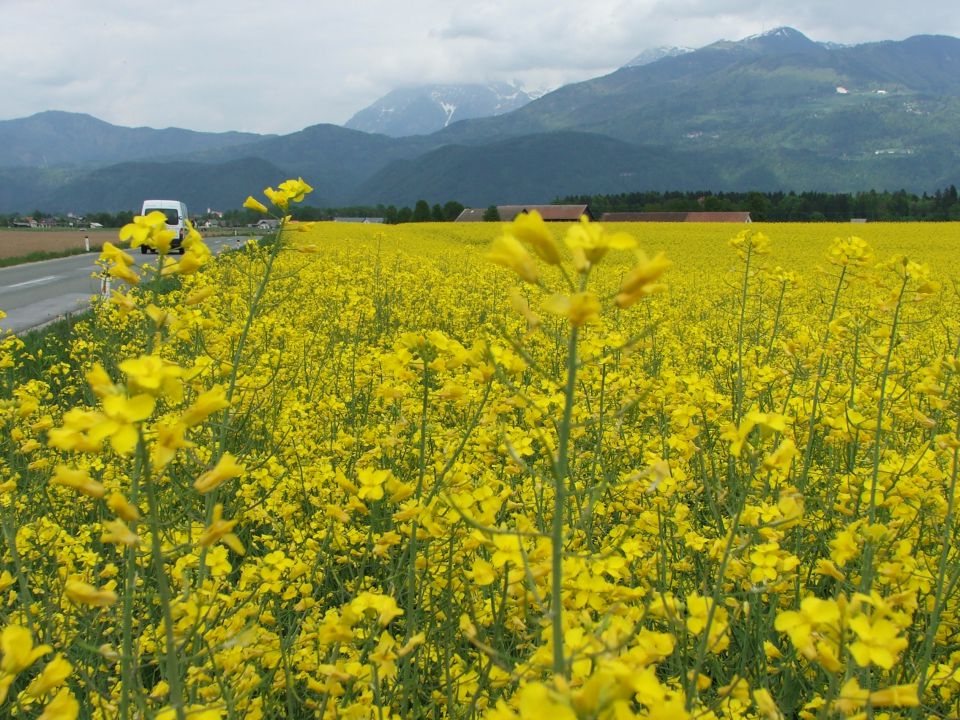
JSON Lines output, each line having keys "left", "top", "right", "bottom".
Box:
{"left": 913, "top": 415, "right": 960, "bottom": 709}
{"left": 797, "top": 266, "right": 847, "bottom": 492}
{"left": 733, "top": 244, "right": 752, "bottom": 423}
{"left": 552, "top": 322, "right": 579, "bottom": 678}
{"left": 119, "top": 463, "right": 142, "bottom": 720}
{"left": 197, "top": 222, "right": 286, "bottom": 585}
{"left": 140, "top": 440, "right": 185, "bottom": 720}
{"left": 859, "top": 274, "right": 909, "bottom": 594}
{"left": 402, "top": 360, "right": 431, "bottom": 716}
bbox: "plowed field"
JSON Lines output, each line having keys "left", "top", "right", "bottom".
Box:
{"left": 0, "top": 229, "right": 111, "bottom": 259}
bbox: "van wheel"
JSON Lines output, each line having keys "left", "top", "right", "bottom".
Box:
{"left": 141, "top": 246, "right": 148, "bottom": 254}
{"left": 179, "top": 246, "right": 186, "bottom": 255}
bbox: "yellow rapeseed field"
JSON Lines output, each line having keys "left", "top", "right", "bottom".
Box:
{"left": 2, "top": 182, "right": 960, "bottom": 720}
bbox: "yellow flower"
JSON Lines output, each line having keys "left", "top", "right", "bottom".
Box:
{"left": 107, "top": 492, "right": 140, "bottom": 521}
{"left": 86, "top": 363, "right": 120, "bottom": 398}
{"left": 24, "top": 654, "right": 72, "bottom": 699}
{"left": 753, "top": 688, "right": 783, "bottom": 720}
{"left": 848, "top": 614, "right": 908, "bottom": 669}
{"left": 728, "top": 228, "right": 771, "bottom": 258}
{"left": 278, "top": 177, "right": 313, "bottom": 203}
{"left": 109, "top": 289, "right": 138, "bottom": 315}
{"left": 868, "top": 684, "right": 919, "bottom": 708}
{"left": 185, "top": 285, "right": 216, "bottom": 305}
{"left": 356, "top": 467, "right": 392, "bottom": 501}
{"left": 162, "top": 241, "right": 210, "bottom": 276}
{"left": 119, "top": 211, "right": 175, "bottom": 253}
{"left": 615, "top": 250, "right": 671, "bottom": 308}
{"left": 831, "top": 678, "right": 868, "bottom": 715}
{"left": 98, "top": 241, "right": 134, "bottom": 267}
{"left": 119, "top": 355, "right": 184, "bottom": 401}
{"left": 108, "top": 261, "right": 140, "bottom": 285}
{"left": 64, "top": 579, "right": 118, "bottom": 607}
{"left": 774, "top": 596, "right": 840, "bottom": 660}
{"left": 543, "top": 292, "right": 601, "bottom": 327}
{"left": 828, "top": 235, "right": 873, "bottom": 267}
{"left": 100, "top": 393, "right": 156, "bottom": 455}
{"left": 508, "top": 211, "right": 561, "bottom": 265}
{"left": 152, "top": 421, "right": 194, "bottom": 469}
{"left": 685, "top": 593, "right": 730, "bottom": 652}
{"left": 466, "top": 558, "right": 497, "bottom": 586}
{"left": 243, "top": 196, "right": 269, "bottom": 213}
{"left": 199, "top": 503, "right": 245, "bottom": 554}
{"left": 762, "top": 439, "right": 798, "bottom": 473}
{"left": 350, "top": 591, "right": 404, "bottom": 626}
{"left": 37, "top": 687, "right": 79, "bottom": 720}
{"left": 564, "top": 216, "right": 635, "bottom": 266}
{"left": 517, "top": 682, "right": 578, "bottom": 720}
{"left": 194, "top": 453, "right": 246, "bottom": 494}
{"left": 488, "top": 234, "right": 539, "bottom": 284}
{"left": 101, "top": 519, "right": 140, "bottom": 547}
{"left": 180, "top": 385, "right": 230, "bottom": 427}
{"left": 1, "top": 625, "right": 51, "bottom": 676}
{"left": 264, "top": 186, "right": 289, "bottom": 210}
{"left": 50, "top": 465, "right": 105, "bottom": 498}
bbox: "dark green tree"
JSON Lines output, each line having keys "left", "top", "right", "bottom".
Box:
{"left": 483, "top": 205, "right": 500, "bottom": 222}
{"left": 412, "top": 200, "right": 431, "bottom": 222}
{"left": 746, "top": 192, "right": 769, "bottom": 221}
{"left": 443, "top": 201, "right": 464, "bottom": 221}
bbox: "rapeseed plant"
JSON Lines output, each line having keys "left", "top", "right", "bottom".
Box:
{"left": 1, "top": 191, "right": 960, "bottom": 720}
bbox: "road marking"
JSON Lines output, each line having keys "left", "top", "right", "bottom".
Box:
{"left": 3, "top": 275, "right": 59, "bottom": 291}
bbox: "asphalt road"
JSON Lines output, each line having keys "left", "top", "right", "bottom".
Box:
{"left": 0, "top": 236, "right": 251, "bottom": 334}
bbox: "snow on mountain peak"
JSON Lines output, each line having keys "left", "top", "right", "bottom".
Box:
{"left": 623, "top": 46, "right": 694, "bottom": 68}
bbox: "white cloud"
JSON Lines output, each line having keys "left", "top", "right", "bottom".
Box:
{"left": 0, "top": 0, "right": 957, "bottom": 133}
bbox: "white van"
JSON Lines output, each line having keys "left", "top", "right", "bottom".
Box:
{"left": 140, "top": 199, "right": 189, "bottom": 254}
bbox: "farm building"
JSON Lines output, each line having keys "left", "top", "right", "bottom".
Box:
{"left": 601, "top": 211, "right": 752, "bottom": 223}
{"left": 455, "top": 205, "right": 593, "bottom": 222}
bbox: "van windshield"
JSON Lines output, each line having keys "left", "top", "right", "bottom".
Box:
{"left": 144, "top": 208, "right": 179, "bottom": 225}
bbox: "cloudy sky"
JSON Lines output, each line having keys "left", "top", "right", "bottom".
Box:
{"left": 2, "top": 0, "right": 958, "bottom": 135}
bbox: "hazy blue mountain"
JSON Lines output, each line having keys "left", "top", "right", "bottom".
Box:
{"left": 0, "top": 111, "right": 268, "bottom": 169}
{"left": 191, "top": 123, "right": 439, "bottom": 205}
{"left": 350, "top": 131, "right": 723, "bottom": 206}
{"left": 63, "top": 157, "right": 290, "bottom": 213}
{"left": 344, "top": 83, "right": 537, "bottom": 137}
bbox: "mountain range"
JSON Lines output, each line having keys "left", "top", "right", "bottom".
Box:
{"left": 344, "top": 83, "right": 540, "bottom": 137}
{"left": 1, "top": 27, "right": 959, "bottom": 213}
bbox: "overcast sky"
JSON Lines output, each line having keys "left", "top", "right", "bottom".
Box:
{"left": 2, "top": 0, "right": 958, "bottom": 135}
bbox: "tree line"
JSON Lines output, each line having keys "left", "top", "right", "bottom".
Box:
{"left": 559, "top": 186, "right": 960, "bottom": 221}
